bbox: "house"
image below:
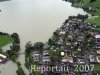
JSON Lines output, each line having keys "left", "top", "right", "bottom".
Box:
{"left": 95, "top": 34, "right": 100, "bottom": 48}
{"left": 95, "top": 34, "right": 100, "bottom": 42}
{"left": 66, "top": 23, "right": 70, "bottom": 26}
{"left": 77, "top": 58, "right": 85, "bottom": 64}
{"left": 67, "top": 51, "right": 72, "bottom": 57}
{"left": 96, "top": 43, "right": 100, "bottom": 49}
{"left": 61, "top": 52, "right": 65, "bottom": 56}
{"left": 61, "top": 45, "right": 71, "bottom": 52}
{"left": 0, "top": 54, "right": 7, "bottom": 63}
{"left": 77, "top": 46, "right": 82, "bottom": 51}
{"left": 66, "top": 41, "right": 71, "bottom": 46}
{"left": 97, "top": 50, "right": 100, "bottom": 54}
{"left": 32, "top": 51, "right": 41, "bottom": 62}
{"left": 51, "top": 46, "right": 59, "bottom": 52}
{"left": 52, "top": 56, "right": 60, "bottom": 63}
{"left": 57, "top": 37, "right": 64, "bottom": 45}
{"left": 89, "top": 32, "right": 96, "bottom": 37}
{"left": 42, "top": 55, "right": 50, "bottom": 63}
{"left": 67, "top": 31, "right": 74, "bottom": 41}
{"left": 43, "top": 50, "right": 49, "bottom": 56}
{"left": 73, "top": 42, "right": 78, "bottom": 46}
{"left": 33, "top": 51, "right": 40, "bottom": 56}
{"left": 96, "top": 55, "right": 100, "bottom": 63}
{"left": 62, "top": 57, "right": 73, "bottom": 63}
{"left": 77, "top": 35, "right": 84, "bottom": 42}
{"left": 33, "top": 56, "right": 40, "bottom": 62}
{"left": 59, "top": 31, "right": 66, "bottom": 35}
{"left": 42, "top": 50, "right": 50, "bottom": 64}
{"left": 61, "top": 53, "right": 73, "bottom": 63}
{"left": 76, "top": 52, "right": 85, "bottom": 58}
{"left": 67, "top": 35, "right": 73, "bottom": 42}
{"left": 89, "top": 54, "right": 97, "bottom": 63}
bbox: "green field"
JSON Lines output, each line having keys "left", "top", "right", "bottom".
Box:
{"left": 82, "top": 0, "right": 100, "bottom": 16}
{"left": 89, "top": 0, "right": 100, "bottom": 16}
{"left": 87, "top": 17, "right": 100, "bottom": 26}
{"left": 84, "top": 0, "right": 100, "bottom": 32}
{"left": 0, "top": 35, "right": 13, "bottom": 47}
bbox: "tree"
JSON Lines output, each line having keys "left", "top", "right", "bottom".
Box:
{"left": 90, "top": 0, "right": 96, "bottom": 3}
{"left": 16, "top": 66, "right": 26, "bottom": 75}
{"left": 48, "top": 38, "right": 55, "bottom": 45}
{"left": 33, "top": 42, "right": 44, "bottom": 50}
{"left": 53, "top": 31, "right": 59, "bottom": 37}
{"left": 0, "top": 48, "right": 3, "bottom": 53}
{"left": 77, "top": 14, "right": 88, "bottom": 20}
{"left": 17, "top": 62, "right": 21, "bottom": 67}
{"left": 11, "top": 43, "right": 20, "bottom": 51}
{"left": 11, "top": 33, "right": 20, "bottom": 44}
{"left": 25, "top": 41, "right": 33, "bottom": 50}
{"left": 0, "top": 32, "right": 9, "bottom": 36}
{"left": 6, "top": 50, "right": 18, "bottom": 62}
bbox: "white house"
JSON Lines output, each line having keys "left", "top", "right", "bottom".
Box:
{"left": 95, "top": 34, "right": 100, "bottom": 48}
{"left": 0, "top": 54, "right": 7, "bottom": 63}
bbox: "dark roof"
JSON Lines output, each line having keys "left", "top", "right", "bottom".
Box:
{"left": 62, "top": 46, "right": 71, "bottom": 51}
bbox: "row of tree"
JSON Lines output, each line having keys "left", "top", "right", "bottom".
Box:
{"left": 6, "top": 33, "right": 20, "bottom": 62}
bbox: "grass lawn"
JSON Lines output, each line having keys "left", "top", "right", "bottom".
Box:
{"left": 93, "top": 64, "right": 100, "bottom": 72}
{"left": 87, "top": 17, "right": 100, "bottom": 26}
{"left": 0, "top": 35, "right": 13, "bottom": 47}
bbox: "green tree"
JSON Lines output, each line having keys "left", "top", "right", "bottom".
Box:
{"left": 11, "top": 33, "right": 20, "bottom": 44}
{"left": 48, "top": 38, "right": 55, "bottom": 46}
{"left": 16, "top": 66, "right": 26, "bottom": 75}
{"left": 33, "top": 42, "right": 44, "bottom": 50}
{"left": 0, "top": 48, "right": 3, "bottom": 53}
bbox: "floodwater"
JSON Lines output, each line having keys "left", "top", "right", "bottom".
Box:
{"left": 0, "top": 0, "right": 86, "bottom": 75}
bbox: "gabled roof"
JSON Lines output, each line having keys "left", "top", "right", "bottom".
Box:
{"left": 95, "top": 34, "right": 100, "bottom": 38}
{"left": 62, "top": 45, "right": 71, "bottom": 51}
{"left": 0, "top": 54, "right": 7, "bottom": 59}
